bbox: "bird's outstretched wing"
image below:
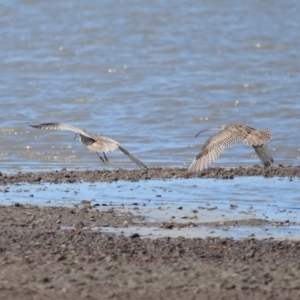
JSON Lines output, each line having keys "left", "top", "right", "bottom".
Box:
{"left": 118, "top": 145, "right": 148, "bottom": 170}
{"left": 187, "top": 130, "right": 244, "bottom": 174}
{"left": 253, "top": 145, "right": 274, "bottom": 167}
{"left": 30, "top": 123, "right": 93, "bottom": 139}
{"left": 243, "top": 129, "right": 271, "bottom": 146}
{"left": 244, "top": 128, "right": 274, "bottom": 167}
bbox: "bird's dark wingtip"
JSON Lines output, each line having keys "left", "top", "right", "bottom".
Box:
{"left": 263, "top": 160, "right": 274, "bottom": 168}
{"left": 140, "top": 164, "right": 148, "bottom": 171}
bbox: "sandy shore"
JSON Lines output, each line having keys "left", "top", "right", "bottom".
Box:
{"left": 1, "top": 166, "right": 300, "bottom": 299}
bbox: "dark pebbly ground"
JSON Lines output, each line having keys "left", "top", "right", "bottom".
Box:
{"left": 0, "top": 165, "right": 300, "bottom": 184}
{"left": 0, "top": 204, "right": 300, "bottom": 300}
{"left": 0, "top": 166, "right": 300, "bottom": 299}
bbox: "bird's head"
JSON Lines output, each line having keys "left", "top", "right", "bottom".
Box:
{"left": 74, "top": 129, "right": 86, "bottom": 140}
{"left": 195, "top": 124, "right": 226, "bottom": 137}
{"left": 217, "top": 125, "right": 226, "bottom": 131}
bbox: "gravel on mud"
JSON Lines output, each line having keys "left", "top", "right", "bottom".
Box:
{"left": 1, "top": 203, "right": 300, "bottom": 300}
{"left": 0, "top": 165, "right": 300, "bottom": 184}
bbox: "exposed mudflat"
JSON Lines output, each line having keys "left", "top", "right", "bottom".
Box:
{"left": 1, "top": 167, "right": 300, "bottom": 299}
{"left": 1, "top": 165, "right": 300, "bottom": 184}
{"left": 1, "top": 203, "right": 300, "bottom": 300}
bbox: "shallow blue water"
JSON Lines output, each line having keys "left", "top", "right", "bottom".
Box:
{"left": 1, "top": 177, "right": 299, "bottom": 223}
{"left": 91, "top": 224, "right": 300, "bottom": 241}
{"left": 0, "top": 1, "right": 299, "bottom": 170}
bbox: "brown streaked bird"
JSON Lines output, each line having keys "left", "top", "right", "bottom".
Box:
{"left": 187, "top": 123, "right": 274, "bottom": 175}
{"left": 30, "top": 123, "right": 148, "bottom": 170}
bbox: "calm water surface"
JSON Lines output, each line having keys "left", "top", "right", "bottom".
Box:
{"left": 0, "top": 0, "right": 299, "bottom": 170}
{"left": 1, "top": 177, "right": 300, "bottom": 223}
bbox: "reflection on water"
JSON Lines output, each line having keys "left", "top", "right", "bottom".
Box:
{"left": 0, "top": 1, "right": 299, "bottom": 170}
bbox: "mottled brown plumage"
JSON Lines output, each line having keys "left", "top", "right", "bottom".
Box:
{"left": 30, "top": 123, "right": 148, "bottom": 170}
{"left": 187, "top": 123, "right": 274, "bottom": 174}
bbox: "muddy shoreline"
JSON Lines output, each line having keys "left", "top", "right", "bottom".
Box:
{"left": 1, "top": 204, "right": 300, "bottom": 299}
{"left": 0, "top": 165, "right": 300, "bottom": 184}
{"left": 1, "top": 167, "right": 300, "bottom": 299}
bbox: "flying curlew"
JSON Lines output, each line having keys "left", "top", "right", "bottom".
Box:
{"left": 30, "top": 123, "right": 148, "bottom": 170}
{"left": 187, "top": 123, "right": 274, "bottom": 175}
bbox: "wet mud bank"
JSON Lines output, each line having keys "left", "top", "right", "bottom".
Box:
{"left": 1, "top": 168, "right": 299, "bottom": 299}
{"left": 1, "top": 204, "right": 300, "bottom": 299}
{"left": 1, "top": 165, "right": 300, "bottom": 184}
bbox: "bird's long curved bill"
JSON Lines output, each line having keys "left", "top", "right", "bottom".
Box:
{"left": 195, "top": 127, "right": 219, "bottom": 138}
{"left": 74, "top": 133, "right": 79, "bottom": 140}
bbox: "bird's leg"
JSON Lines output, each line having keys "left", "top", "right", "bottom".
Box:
{"left": 103, "top": 152, "right": 109, "bottom": 162}
{"left": 96, "top": 152, "right": 105, "bottom": 163}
